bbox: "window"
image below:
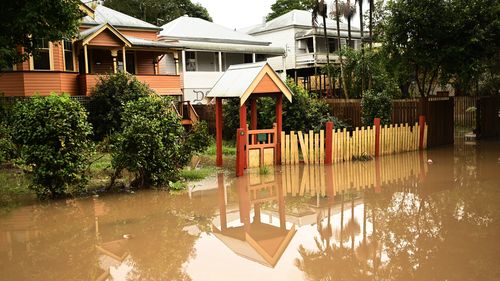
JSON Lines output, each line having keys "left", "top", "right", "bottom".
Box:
{"left": 244, "top": 54, "right": 253, "bottom": 63}
{"left": 117, "top": 52, "right": 136, "bottom": 74}
{"left": 63, "top": 40, "right": 74, "bottom": 71}
{"left": 306, "top": 38, "right": 314, "bottom": 53}
{"left": 328, "top": 39, "right": 338, "bottom": 53}
{"left": 33, "top": 39, "right": 50, "bottom": 70}
{"left": 186, "top": 51, "right": 196, "bottom": 71}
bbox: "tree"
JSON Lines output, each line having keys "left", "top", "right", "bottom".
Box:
{"left": 267, "top": 0, "right": 314, "bottom": 21}
{"left": 88, "top": 72, "right": 154, "bottom": 140}
{"left": 103, "top": 0, "right": 212, "bottom": 25}
{"left": 312, "top": 0, "right": 332, "bottom": 96}
{"left": 11, "top": 94, "right": 93, "bottom": 199}
{"left": 0, "top": 0, "right": 83, "bottom": 70}
{"left": 381, "top": 0, "right": 500, "bottom": 97}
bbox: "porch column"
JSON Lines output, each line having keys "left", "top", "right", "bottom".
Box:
{"left": 215, "top": 97, "right": 223, "bottom": 166}
{"left": 313, "top": 35, "right": 317, "bottom": 54}
{"left": 83, "top": 45, "right": 89, "bottom": 74}
{"left": 122, "top": 47, "right": 127, "bottom": 73}
{"left": 111, "top": 49, "right": 118, "bottom": 73}
{"left": 174, "top": 52, "right": 179, "bottom": 75}
{"left": 276, "top": 94, "right": 283, "bottom": 164}
{"left": 252, "top": 53, "right": 256, "bottom": 63}
{"left": 181, "top": 50, "right": 186, "bottom": 73}
{"left": 218, "top": 51, "right": 223, "bottom": 72}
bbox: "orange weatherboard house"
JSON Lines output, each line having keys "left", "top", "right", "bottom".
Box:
{"left": 0, "top": 2, "right": 182, "bottom": 97}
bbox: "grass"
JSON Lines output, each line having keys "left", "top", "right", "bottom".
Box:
{"left": 180, "top": 166, "right": 216, "bottom": 181}
{"left": 204, "top": 141, "right": 236, "bottom": 156}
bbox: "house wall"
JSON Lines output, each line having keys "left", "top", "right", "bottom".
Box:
{"left": 197, "top": 52, "right": 217, "bottom": 72}
{"left": 136, "top": 52, "right": 157, "bottom": 75}
{"left": 88, "top": 30, "right": 124, "bottom": 47}
{"left": 158, "top": 53, "right": 177, "bottom": 75}
{"left": 120, "top": 29, "right": 158, "bottom": 41}
{"left": 249, "top": 28, "right": 295, "bottom": 70}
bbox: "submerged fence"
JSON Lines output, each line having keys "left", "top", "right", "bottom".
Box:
{"left": 281, "top": 119, "right": 428, "bottom": 166}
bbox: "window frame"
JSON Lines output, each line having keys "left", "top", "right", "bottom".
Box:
{"left": 30, "top": 38, "right": 53, "bottom": 71}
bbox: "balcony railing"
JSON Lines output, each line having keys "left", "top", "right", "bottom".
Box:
{"left": 295, "top": 53, "right": 340, "bottom": 66}
{"left": 79, "top": 74, "right": 182, "bottom": 96}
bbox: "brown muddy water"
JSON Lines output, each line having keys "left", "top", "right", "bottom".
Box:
{"left": 1, "top": 141, "right": 499, "bottom": 281}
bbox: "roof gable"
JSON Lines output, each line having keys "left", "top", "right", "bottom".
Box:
{"left": 82, "top": 4, "right": 161, "bottom": 31}
{"left": 80, "top": 23, "right": 132, "bottom": 47}
{"left": 159, "top": 16, "right": 270, "bottom": 45}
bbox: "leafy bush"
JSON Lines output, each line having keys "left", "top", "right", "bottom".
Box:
{"left": 11, "top": 94, "right": 93, "bottom": 199}
{"left": 88, "top": 72, "right": 153, "bottom": 140}
{"left": 0, "top": 123, "right": 16, "bottom": 164}
{"left": 182, "top": 121, "right": 211, "bottom": 162}
{"left": 222, "top": 80, "right": 346, "bottom": 139}
{"left": 112, "top": 96, "right": 186, "bottom": 187}
{"left": 361, "top": 89, "right": 393, "bottom": 126}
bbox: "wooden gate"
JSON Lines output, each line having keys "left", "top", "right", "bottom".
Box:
{"left": 425, "top": 98, "right": 454, "bottom": 147}
{"left": 477, "top": 96, "right": 500, "bottom": 138}
{"left": 246, "top": 124, "right": 278, "bottom": 168}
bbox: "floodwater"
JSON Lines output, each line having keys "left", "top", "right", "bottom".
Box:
{"left": 1, "top": 141, "right": 499, "bottom": 281}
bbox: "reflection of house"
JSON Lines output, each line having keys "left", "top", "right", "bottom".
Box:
{"left": 157, "top": 16, "right": 285, "bottom": 104}
{"left": 241, "top": 10, "right": 363, "bottom": 93}
{"left": 0, "top": 3, "right": 182, "bottom": 97}
{"left": 213, "top": 173, "right": 296, "bottom": 267}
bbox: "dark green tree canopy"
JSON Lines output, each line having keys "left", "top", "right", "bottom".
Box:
{"left": 103, "top": 0, "right": 212, "bottom": 25}
{"left": 267, "top": 0, "right": 314, "bottom": 21}
{"left": 0, "top": 0, "right": 83, "bottom": 70}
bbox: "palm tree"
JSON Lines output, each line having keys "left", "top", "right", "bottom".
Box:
{"left": 368, "top": 0, "right": 374, "bottom": 89}
{"left": 312, "top": 0, "right": 330, "bottom": 97}
{"left": 331, "top": 0, "right": 349, "bottom": 99}
{"left": 338, "top": 0, "right": 357, "bottom": 98}
{"left": 358, "top": 0, "right": 365, "bottom": 94}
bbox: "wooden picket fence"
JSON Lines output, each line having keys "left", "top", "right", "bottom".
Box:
{"left": 281, "top": 122, "right": 428, "bottom": 165}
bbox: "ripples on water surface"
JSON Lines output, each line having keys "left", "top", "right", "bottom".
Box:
{"left": 1, "top": 141, "right": 499, "bottom": 281}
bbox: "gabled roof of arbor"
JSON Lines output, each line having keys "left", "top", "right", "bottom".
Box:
{"left": 207, "top": 62, "right": 293, "bottom": 106}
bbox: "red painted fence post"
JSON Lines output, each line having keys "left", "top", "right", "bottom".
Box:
{"left": 215, "top": 97, "right": 223, "bottom": 166}
{"left": 236, "top": 128, "right": 246, "bottom": 177}
{"left": 374, "top": 118, "right": 381, "bottom": 157}
{"left": 419, "top": 115, "right": 426, "bottom": 150}
{"left": 325, "top": 121, "right": 333, "bottom": 164}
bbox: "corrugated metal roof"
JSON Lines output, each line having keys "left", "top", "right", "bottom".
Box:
{"left": 208, "top": 62, "right": 267, "bottom": 99}
{"left": 242, "top": 9, "right": 360, "bottom": 37}
{"left": 167, "top": 40, "right": 284, "bottom": 55}
{"left": 125, "top": 36, "right": 180, "bottom": 49}
{"left": 159, "top": 16, "right": 270, "bottom": 45}
{"left": 82, "top": 4, "right": 161, "bottom": 31}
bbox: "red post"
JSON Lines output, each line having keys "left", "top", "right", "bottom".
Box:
{"left": 250, "top": 98, "right": 257, "bottom": 130}
{"left": 236, "top": 128, "right": 246, "bottom": 177}
{"left": 239, "top": 103, "right": 247, "bottom": 168}
{"left": 325, "top": 121, "right": 333, "bottom": 164}
{"left": 375, "top": 157, "right": 381, "bottom": 193}
{"left": 275, "top": 94, "right": 283, "bottom": 164}
{"left": 374, "top": 118, "right": 381, "bottom": 157}
{"left": 215, "top": 97, "right": 223, "bottom": 166}
{"left": 325, "top": 165, "right": 334, "bottom": 205}
{"left": 419, "top": 115, "right": 426, "bottom": 150}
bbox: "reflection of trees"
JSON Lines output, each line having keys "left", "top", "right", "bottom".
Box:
{"left": 0, "top": 190, "right": 218, "bottom": 281}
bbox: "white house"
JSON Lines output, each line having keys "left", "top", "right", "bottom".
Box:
{"left": 157, "top": 16, "right": 285, "bottom": 104}
{"left": 241, "top": 10, "right": 364, "bottom": 94}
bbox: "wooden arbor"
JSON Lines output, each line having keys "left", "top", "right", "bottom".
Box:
{"left": 207, "top": 62, "right": 293, "bottom": 172}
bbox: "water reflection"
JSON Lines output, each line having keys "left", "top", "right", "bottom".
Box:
{"left": 1, "top": 142, "right": 499, "bottom": 280}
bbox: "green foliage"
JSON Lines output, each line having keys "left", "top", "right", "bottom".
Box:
{"left": 0, "top": 123, "right": 16, "bottom": 164}
{"left": 204, "top": 141, "right": 236, "bottom": 156}
{"left": 112, "top": 96, "right": 186, "bottom": 187}
{"left": 381, "top": 0, "right": 500, "bottom": 97}
{"left": 88, "top": 72, "right": 153, "bottom": 140}
{"left": 259, "top": 166, "right": 270, "bottom": 175}
{"left": 180, "top": 166, "right": 216, "bottom": 181}
{"left": 182, "top": 121, "right": 211, "bottom": 160}
{"left": 361, "top": 89, "right": 392, "bottom": 126}
{"left": 0, "top": 0, "right": 83, "bottom": 69}
{"left": 267, "top": 0, "right": 314, "bottom": 21}
{"left": 11, "top": 94, "right": 93, "bottom": 199}
{"left": 104, "top": 0, "right": 212, "bottom": 25}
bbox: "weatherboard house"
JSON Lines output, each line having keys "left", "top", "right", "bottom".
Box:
{"left": 157, "top": 15, "right": 285, "bottom": 104}
{"left": 0, "top": 3, "right": 183, "bottom": 97}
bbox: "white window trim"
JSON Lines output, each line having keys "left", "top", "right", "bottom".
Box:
{"left": 29, "top": 39, "right": 53, "bottom": 71}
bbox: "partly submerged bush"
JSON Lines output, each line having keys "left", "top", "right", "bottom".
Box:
{"left": 88, "top": 72, "right": 153, "bottom": 140}
{"left": 0, "top": 123, "right": 16, "bottom": 164}
{"left": 11, "top": 94, "right": 93, "bottom": 199}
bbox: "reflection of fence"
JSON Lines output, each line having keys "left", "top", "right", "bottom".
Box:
{"left": 281, "top": 122, "right": 427, "bottom": 165}
{"left": 281, "top": 151, "right": 427, "bottom": 197}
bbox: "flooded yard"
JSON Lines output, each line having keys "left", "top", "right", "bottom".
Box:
{"left": 1, "top": 140, "right": 499, "bottom": 281}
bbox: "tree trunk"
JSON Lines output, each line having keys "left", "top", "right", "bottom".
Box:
{"left": 322, "top": 3, "right": 331, "bottom": 97}
{"left": 336, "top": 0, "right": 348, "bottom": 99}
{"left": 359, "top": 0, "right": 365, "bottom": 96}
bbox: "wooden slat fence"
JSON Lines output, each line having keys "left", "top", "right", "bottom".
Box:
{"left": 454, "top": 96, "right": 476, "bottom": 128}
{"left": 281, "top": 122, "right": 427, "bottom": 165}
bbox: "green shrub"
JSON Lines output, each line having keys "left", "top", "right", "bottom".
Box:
{"left": 112, "top": 96, "right": 186, "bottom": 187}
{"left": 11, "top": 94, "right": 93, "bottom": 199}
{"left": 361, "top": 89, "right": 393, "bottom": 126}
{"left": 0, "top": 123, "right": 16, "bottom": 164}
{"left": 182, "top": 121, "right": 211, "bottom": 162}
{"left": 88, "top": 72, "right": 153, "bottom": 140}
